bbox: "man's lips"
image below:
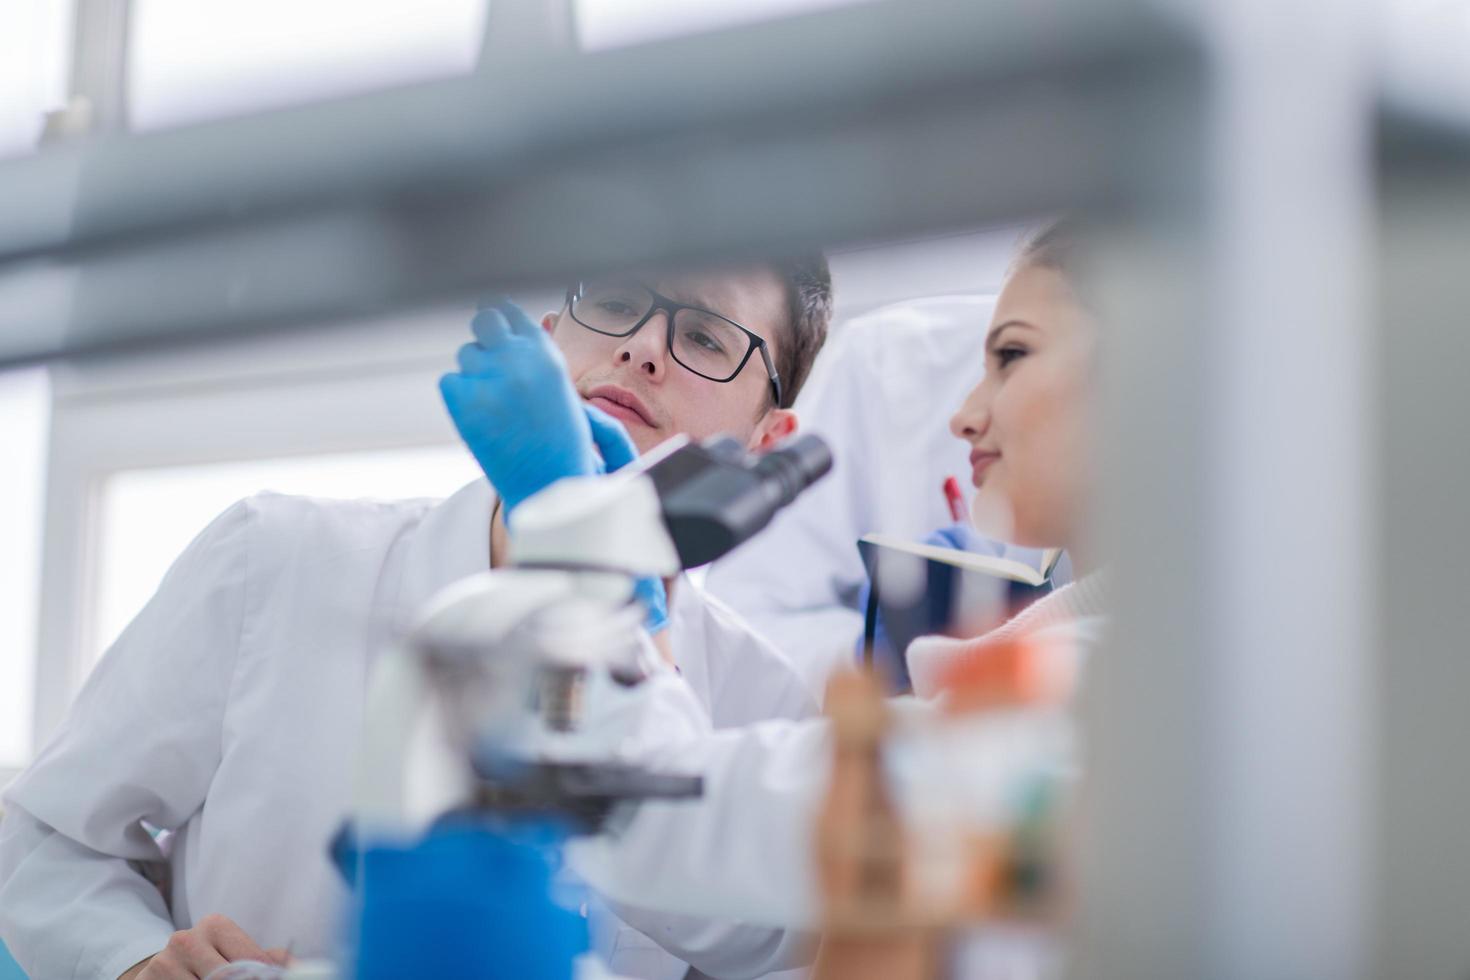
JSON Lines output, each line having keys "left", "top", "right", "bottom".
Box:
{"left": 584, "top": 385, "right": 655, "bottom": 428}
{"left": 969, "top": 449, "right": 1000, "bottom": 485}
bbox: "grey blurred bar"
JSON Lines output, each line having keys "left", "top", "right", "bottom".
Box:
{"left": 1374, "top": 127, "right": 1470, "bottom": 980}
{"left": 0, "top": 0, "right": 1195, "bottom": 367}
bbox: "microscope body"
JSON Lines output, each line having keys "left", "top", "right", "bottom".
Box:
{"left": 345, "top": 434, "right": 832, "bottom": 980}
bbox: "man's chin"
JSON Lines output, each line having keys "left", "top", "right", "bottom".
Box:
{"left": 628, "top": 429, "right": 669, "bottom": 456}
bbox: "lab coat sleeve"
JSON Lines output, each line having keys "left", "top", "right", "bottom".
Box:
{"left": 584, "top": 580, "right": 820, "bottom": 978}
{"left": 570, "top": 699, "right": 836, "bottom": 979}
{"left": 0, "top": 501, "right": 254, "bottom": 980}
{"left": 683, "top": 580, "right": 819, "bottom": 729}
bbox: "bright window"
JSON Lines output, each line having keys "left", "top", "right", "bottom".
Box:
{"left": 0, "top": 368, "right": 51, "bottom": 767}
{"left": 128, "top": 0, "right": 488, "bottom": 130}
{"left": 92, "top": 445, "right": 480, "bottom": 662}
{"left": 0, "top": 0, "right": 73, "bottom": 157}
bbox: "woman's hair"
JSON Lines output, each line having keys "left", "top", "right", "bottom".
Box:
{"left": 1012, "top": 217, "right": 1092, "bottom": 309}
{"left": 1017, "top": 218, "right": 1079, "bottom": 275}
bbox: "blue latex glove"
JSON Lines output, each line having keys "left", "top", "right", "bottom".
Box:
{"left": 629, "top": 576, "right": 667, "bottom": 636}
{"left": 923, "top": 523, "right": 1013, "bottom": 555}
{"left": 582, "top": 403, "right": 671, "bottom": 633}
{"left": 439, "top": 298, "right": 601, "bottom": 518}
{"left": 439, "top": 298, "right": 668, "bottom": 632}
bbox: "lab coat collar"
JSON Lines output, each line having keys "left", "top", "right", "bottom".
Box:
{"left": 390, "top": 478, "right": 495, "bottom": 634}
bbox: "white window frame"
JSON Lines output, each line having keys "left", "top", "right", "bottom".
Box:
{"left": 27, "top": 302, "right": 506, "bottom": 751}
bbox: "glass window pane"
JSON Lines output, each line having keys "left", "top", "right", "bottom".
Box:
{"left": 577, "top": 0, "right": 875, "bottom": 52}
{"left": 92, "top": 446, "right": 481, "bottom": 664}
{"left": 129, "top": 0, "right": 488, "bottom": 131}
{"left": 0, "top": 0, "right": 73, "bottom": 158}
{"left": 0, "top": 368, "right": 51, "bottom": 767}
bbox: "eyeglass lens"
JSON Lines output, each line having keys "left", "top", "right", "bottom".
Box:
{"left": 573, "top": 282, "right": 753, "bottom": 382}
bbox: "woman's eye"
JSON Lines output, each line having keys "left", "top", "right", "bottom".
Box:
{"left": 599, "top": 300, "right": 636, "bottom": 316}
{"left": 995, "top": 346, "right": 1027, "bottom": 368}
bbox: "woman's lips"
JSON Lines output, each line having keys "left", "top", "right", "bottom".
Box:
{"left": 587, "top": 395, "right": 652, "bottom": 428}
{"left": 969, "top": 451, "right": 1000, "bottom": 486}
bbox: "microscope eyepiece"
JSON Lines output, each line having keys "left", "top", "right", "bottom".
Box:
{"left": 752, "top": 434, "right": 833, "bottom": 509}
{"left": 647, "top": 433, "right": 833, "bottom": 569}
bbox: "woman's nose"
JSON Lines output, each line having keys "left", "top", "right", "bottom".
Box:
{"left": 952, "top": 390, "right": 987, "bottom": 440}
{"left": 950, "top": 382, "right": 989, "bottom": 440}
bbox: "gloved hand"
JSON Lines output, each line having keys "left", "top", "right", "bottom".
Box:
{"left": 631, "top": 575, "right": 669, "bottom": 636}
{"left": 440, "top": 297, "right": 601, "bottom": 518}
{"left": 439, "top": 298, "right": 668, "bottom": 632}
{"left": 582, "top": 398, "right": 638, "bottom": 473}
{"left": 583, "top": 400, "right": 669, "bottom": 633}
{"left": 923, "top": 522, "right": 1011, "bottom": 555}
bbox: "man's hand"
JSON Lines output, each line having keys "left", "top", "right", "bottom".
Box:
{"left": 439, "top": 298, "right": 603, "bottom": 519}
{"left": 440, "top": 298, "right": 668, "bottom": 631}
{"left": 118, "top": 914, "right": 289, "bottom": 979}
{"left": 587, "top": 402, "right": 669, "bottom": 632}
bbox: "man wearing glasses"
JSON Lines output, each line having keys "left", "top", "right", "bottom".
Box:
{"left": 0, "top": 259, "right": 832, "bottom": 980}
{"left": 565, "top": 275, "right": 792, "bottom": 434}
{"left": 445, "top": 266, "right": 828, "bottom": 603}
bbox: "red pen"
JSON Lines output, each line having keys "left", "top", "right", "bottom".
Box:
{"left": 942, "top": 476, "right": 966, "bottom": 523}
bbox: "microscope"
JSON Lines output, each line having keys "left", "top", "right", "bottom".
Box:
{"left": 340, "top": 433, "right": 833, "bottom": 980}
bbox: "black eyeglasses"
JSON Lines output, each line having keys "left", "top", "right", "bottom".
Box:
{"left": 566, "top": 280, "right": 783, "bottom": 407}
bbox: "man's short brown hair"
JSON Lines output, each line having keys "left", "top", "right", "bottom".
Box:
{"left": 769, "top": 254, "right": 833, "bottom": 409}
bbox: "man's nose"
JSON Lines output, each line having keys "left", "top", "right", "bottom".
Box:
{"left": 613, "top": 312, "right": 671, "bottom": 381}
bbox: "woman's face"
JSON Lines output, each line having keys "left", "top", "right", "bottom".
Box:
{"left": 949, "top": 262, "right": 1096, "bottom": 550}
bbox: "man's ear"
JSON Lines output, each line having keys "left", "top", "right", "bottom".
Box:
{"left": 541, "top": 311, "right": 559, "bottom": 336}
{"left": 747, "top": 408, "right": 798, "bottom": 454}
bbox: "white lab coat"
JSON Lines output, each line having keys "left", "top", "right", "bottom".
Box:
{"left": 0, "top": 480, "right": 817, "bottom": 980}
{"left": 572, "top": 616, "right": 1106, "bottom": 977}
{"left": 704, "top": 296, "right": 1064, "bottom": 693}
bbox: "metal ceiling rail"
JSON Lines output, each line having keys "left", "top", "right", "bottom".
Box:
{"left": 0, "top": 0, "right": 1196, "bottom": 367}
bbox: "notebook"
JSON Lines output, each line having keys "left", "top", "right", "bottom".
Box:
{"left": 858, "top": 533, "right": 1061, "bottom": 691}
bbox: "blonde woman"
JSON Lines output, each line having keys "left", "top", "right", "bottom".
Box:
{"left": 580, "top": 220, "right": 1109, "bottom": 979}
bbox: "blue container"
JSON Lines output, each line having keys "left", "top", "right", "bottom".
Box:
{"left": 352, "top": 821, "right": 585, "bottom": 980}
